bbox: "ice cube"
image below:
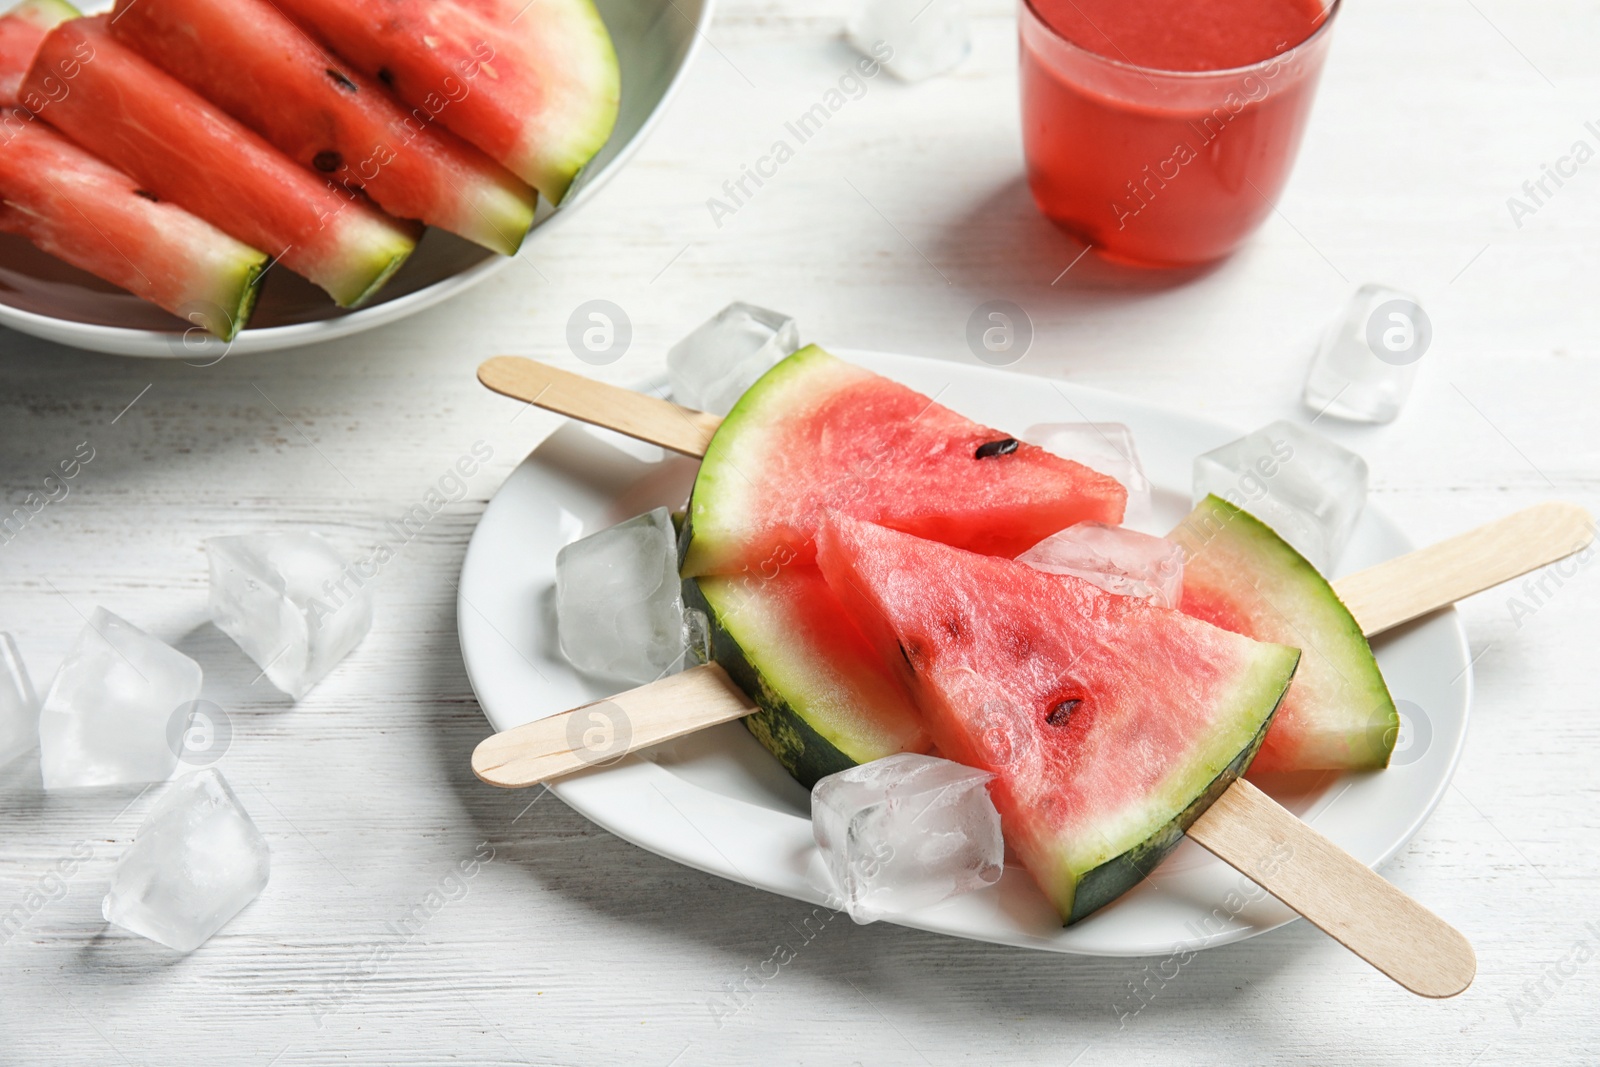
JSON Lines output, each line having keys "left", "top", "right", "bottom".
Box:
{"left": 0, "top": 633, "right": 38, "bottom": 768}
{"left": 812, "top": 753, "right": 1003, "bottom": 924}
{"left": 556, "top": 507, "right": 686, "bottom": 684}
{"left": 38, "top": 609, "right": 203, "bottom": 790}
{"left": 206, "top": 531, "right": 372, "bottom": 700}
{"left": 1018, "top": 522, "right": 1184, "bottom": 608}
{"left": 1303, "top": 284, "right": 1431, "bottom": 424}
{"left": 847, "top": 0, "right": 971, "bottom": 82}
{"left": 102, "top": 769, "right": 270, "bottom": 952}
{"left": 1023, "top": 422, "right": 1152, "bottom": 526}
{"left": 667, "top": 302, "right": 799, "bottom": 416}
{"left": 1193, "top": 420, "right": 1368, "bottom": 573}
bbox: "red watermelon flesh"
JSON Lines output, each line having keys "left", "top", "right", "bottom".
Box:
{"left": 0, "top": 0, "right": 74, "bottom": 106}
{"left": 815, "top": 514, "right": 1300, "bottom": 923}
{"left": 21, "top": 17, "right": 418, "bottom": 308}
{"left": 680, "top": 346, "right": 1129, "bottom": 578}
{"left": 271, "top": 0, "right": 619, "bottom": 205}
{"left": 108, "top": 0, "right": 537, "bottom": 256}
{"left": 0, "top": 114, "right": 267, "bottom": 337}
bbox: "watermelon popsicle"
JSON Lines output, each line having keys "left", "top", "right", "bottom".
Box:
{"left": 20, "top": 16, "right": 419, "bottom": 308}
{"left": 107, "top": 0, "right": 537, "bottom": 257}
{"left": 678, "top": 345, "right": 1129, "bottom": 576}
{"left": 815, "top": 513, "right": 1302, "bottom": 924}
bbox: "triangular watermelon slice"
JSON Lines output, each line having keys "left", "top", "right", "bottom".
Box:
{"left": 1172, "top": 495, "right": 1397, "bottom": 773}
{"left": 22, "top": 17, "right": 418, "bottom": 308}
{"left": 680, "top": 346, "right": 1128, "bottom": 577}
{"left": 815, "top": 514, "right": 1300, "bottom": 924}
{"left": 271, "top": 0, "right": 619, "bottom": 205}
{"left": 0, "top": 117, "right": 267, "bottom": 338}
{"left": 108, "top": 0, "right": 537, "bottom": 256}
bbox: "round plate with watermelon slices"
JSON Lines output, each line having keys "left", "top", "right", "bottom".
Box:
{"left": 0, "top": 0, "right": 709, "bottom": 357}
{"left": 457, "top": 350, "right": 1473, "bottom": 957}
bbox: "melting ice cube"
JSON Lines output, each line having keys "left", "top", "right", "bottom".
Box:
{"left": 38, "top": 608, "right": 203, "bottom": 790}
{"left": 0, "top": 633, "right": 37, "bottom": 769}
{"left": 812, "top": 753, "right": 1003, "bottom": 924}
{"left": 667, "top": 302, "right": 798, "bottom": 416}
{"left": 1018, "top": 522, "right": 1184, "bottom": 608}
{"left": 1193, "top": 420, "right": 1368, "bottom": 573}
{"left": 206, "top": 532, "right": 372, "bottom": 700}
{"left": 556, "top": 508, "right": 686, "bottom": 685}
{"left": 1023, "top": 422, "right": 1152, "bottom": 526}
{"left": 1303, "top": 284, "right": 1430, "bottom": 424}
{"left": 846, "top": 0, "right": 971, "bottom": 82}
{"left": 102, "top": 768, "right": 270, "bottom": 952}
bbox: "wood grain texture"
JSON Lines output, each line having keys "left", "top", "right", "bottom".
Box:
{"left": 1189, "top": 780, "right": 1475, "bottom": 998}
{"left": 1334, "top": 502, "right": 1595, "bottom": 636}
{"left": 1, "top": 0, "right": 1597, "bottom": 1063}
{"left": 473, "top": 664, "right": 754, "bottom": 787}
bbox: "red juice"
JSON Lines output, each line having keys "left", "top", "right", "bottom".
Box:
{"left": 1020, "top": 0, "right": 1337, "bottom": 266}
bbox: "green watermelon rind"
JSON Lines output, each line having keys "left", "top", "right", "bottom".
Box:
{"left": 339, "top": 240, "right": 413, "bottom": 309}
{"left": 531, "top": 0, "right": 619, "bottom": 205}
{"left": 681, "top": 344, "right": 850, "bottom": 578}
{"left": 685, "top": 575, "right": 923, "bottom": 789}
{"left": 217, "top": 255, "right": 267, "bottom": 340}
{"left": 1172, "top": 495, "right": 1398, "bottom": 772}
{"left": 1064, "top": 665, "right": 1290, "bottom": 924}
{"left": 473, "top": 183, "right": 537, "bottom": 256}
{"left": 9, "top": 0, "right": 80, "bottom": 29}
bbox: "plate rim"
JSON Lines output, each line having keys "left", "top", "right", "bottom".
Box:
{"left": 457, "top": 349, "right": 1474, "bottom": 957}
{"left": 0, "top": 0, "right": 717, "bottom": 358}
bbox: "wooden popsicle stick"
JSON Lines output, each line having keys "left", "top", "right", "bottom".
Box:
{"left": 478, "top": 356, "right": 720, "bottom": 458}
{"left": 1186, "top": 779, "right": 1474, "bottom": 998}
{"left": 471, "top": 663, "right": 755, "bottom": 788}
{"left": 1334, "top": 501, "right": 1594, "bottom": 637}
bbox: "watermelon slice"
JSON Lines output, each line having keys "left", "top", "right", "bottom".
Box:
{"left": 21, "top": 17, "right": 418, "bottom": 308}
{"left": 680, "top": 346, "right": 1129, "bottom": 578}
{"left": 0, "top": 0, "right": 73, "bottom": 105}
{"left": 271, "top": 0, "right": 619, "bottom": 205}
{"left": 108, "top": 0, "right": 537, "bottom": 256}
{"left": 815, "top": 515, "right": 1300, "bottom": 924}
{"left": 685, "top": 567, "right": 929, "bottom": 788}
{"left": 1172, "top": 495, "right": 1397, "bottom": 773}
{"left": 0, "top": 117, "right": 267, "bottom": 339}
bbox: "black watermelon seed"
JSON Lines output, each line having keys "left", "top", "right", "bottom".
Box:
{"left": 327, "top": 68, "right": 358, "bottom": 92}
{"left": 974, "top": 437, "right": 1019, "bottom": 460}
{"left": 132, "top": 189, "right": 158, "bottom": 202}
{"left": 312, "top": 151, "right": 344, "bottom": 173}
{"left": 1045, "top": 699, "right": 1081, "bottom": 727}
{"left": 377, "top": 67, "right": 395, "bottom": 86}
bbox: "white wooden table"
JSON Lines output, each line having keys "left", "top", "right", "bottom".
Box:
{"left": 2, "top": 0, "right": 1597, "bottom": 1062}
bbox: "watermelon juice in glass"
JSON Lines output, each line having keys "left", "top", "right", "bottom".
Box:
{"left": 1020, "top": 0, "right": 1338, "bottom": 266}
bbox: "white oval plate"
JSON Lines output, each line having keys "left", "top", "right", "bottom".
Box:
{"left": 457, "top": 350, "right": 1472, "bottom": 957}
{"left": 0, "top": 0, "right": 712, "bottom": 357}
